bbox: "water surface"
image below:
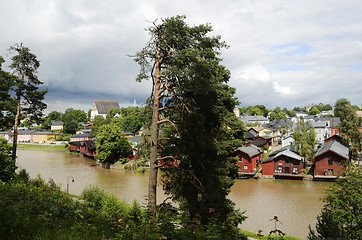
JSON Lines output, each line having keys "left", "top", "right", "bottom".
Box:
{"left": 17, "top": 149, "right": 330, "bottom": 239}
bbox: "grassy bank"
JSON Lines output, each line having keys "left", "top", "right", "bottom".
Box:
{"left": 11, "top": 143, "right": 68, "bottom": 151}
{"left": 240, "top": 230, "right": 302, "bottom": 240}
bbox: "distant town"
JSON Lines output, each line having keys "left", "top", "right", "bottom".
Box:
{"left": 1, "top": 99, "right": 361, "bottom": 181}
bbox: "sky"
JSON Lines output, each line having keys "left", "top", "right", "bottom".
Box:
{"left": 1, "top": 0, "right": 361, "bottom": 114}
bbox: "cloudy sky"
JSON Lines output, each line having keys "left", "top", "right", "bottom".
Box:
{"left": 1, "top": 0, "right": 361, "bottom": 114}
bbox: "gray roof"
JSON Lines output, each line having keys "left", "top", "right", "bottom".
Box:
{"left": 311, "top": 121, "right": 329, "bottom": 128}
{"left": 330, "top": 117, "right": 341, "bottom": 128}
{"left": 94, "top": 100, "right": 120, "bottom": 114}
{"left": 7, "top": 130, "right": 37, "bottom": 136}
{"left": 245, "top": 131, "right": 258, "bottom": 139}
{"left": 263, "top": 147, "right": 302, "bottom": 163}
{"left": 128, "top": 135, "right": 142, "bottom": 144}
{"left": 314, "top": 139, "right": 349, "bottom": 159}
{"left": 239, "top": 115, "right": 269, "bottom": 122}
{"left": 250, "top": 138, "right": 266, "bottom": 147}
{"left": 51, "top": 121, "right": 64, "bottom": 126}
{"left": 236, "top": 144, "right": 262, "bottom": 158}
{"left": 70, "top": 133, "right": 93, "bottom": 138}
{"left": 33, "top": 131, "right": 59, "bottom": 135}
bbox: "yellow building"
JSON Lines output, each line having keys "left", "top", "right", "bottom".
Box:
{"left": 33, "top": 131, "right": 59, "bottom": 143}
{"left": 50, "top": 122, "right": 64, "bottom": 131}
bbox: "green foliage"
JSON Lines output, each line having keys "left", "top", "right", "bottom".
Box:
{"left": 56, "top": 132, "right": 71, "bottom": 141}
{"left": 246, "top": 105, "right": 269, "bottom": 117}
{"left": 287, "top": 110, "right": 296, "bottom": 117}
{"left": 0, "top": 138, "right": 16, "bottom": 182}
{"left": 62, "top": 108, "right": 87, "bottom": 134}
{"left": 95, "top": 123, "right": 132, "bottom": 164}
{"left": 269, "top": 107, "right": 287, "bottom": 121}
{"left": 111, "top": 106, "right": 148, "bottom": 134}
{"left": 292, "top": 120, "right": 316, "bottom": 162}
{"left": 308, "top": 165, "right": 362, "bottom": 240}
{"left": 91, "top": 114, "right": 106, "bottom": 136}
{"left": 278, "top": 125, "right": 291, "bottom": 138}
{"left": 9, "top": 43, "right": 48, "bottom": 122}
{"left": 309, "top": 106, "right": 320, "bottom": 115}
{"left": 0, "top": 56, "right": 16, "bottom": 130}
{"left": 135, "top": 15, "right": 246, "bottom": 235}
{"left": 293, "top": 106, "right": 308, "bottom": 113}
{"left": 334, "top": 98, "right": 362, "bottom": 159}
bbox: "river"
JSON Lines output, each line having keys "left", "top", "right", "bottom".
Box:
{"left": 16, "top": 149, "right": 330, "bottom": 239}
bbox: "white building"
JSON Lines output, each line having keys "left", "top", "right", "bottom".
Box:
{"left": 90, "top": 100, "right": 120, "bottom": 121}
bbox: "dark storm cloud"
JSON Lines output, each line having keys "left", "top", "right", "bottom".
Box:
{"left": 1, "top": 0, "right": 361, "bottom": 114}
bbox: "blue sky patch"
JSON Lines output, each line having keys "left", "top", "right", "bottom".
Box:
{"left": 271, "top": 42, "right": 312, "bottom": 57}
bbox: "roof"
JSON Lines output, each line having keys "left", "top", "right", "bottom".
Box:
{"left": 245, "top": 131, "right": 257, "bottom": 139}
{"left": 314, "top": 139, "right": 349, "bottom": 160}
{"left": 70, "top": 133, "right": 93, "bottom": 138}
{"left": 94, "top": 100, "right": 120, "bottom": 114}
{"left": 330, "top": 117, "right": 341, "bottom": 128}
{"left": 236, "top": 144, "right": 262, "bottom": 158}
{"left": 33, "top": 131, "right": 60, "bottom": 135}
{"left": 311, "top": 121, "right": 329, "bottom": 128}
{"left": 7, "top": 130, "right": 36, "bottom": 136}
{"left": 239, "top": 115, "right": 269, "bottom": 122}
{"left": 250, "top": 138, "right": 266, "bottom": 147}
{"left": 263, "top": 147, "right": 302, "bottom": 163}
{"left": 51, "top": 121, "right": 64, "bottom": 126}
{"left": 128, "top": 135, "right": 142, "bottom": 144}
{"left": 83, "top": 140, "right": 96, "bottom": 149}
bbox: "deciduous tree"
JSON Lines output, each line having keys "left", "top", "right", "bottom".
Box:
{"left": 334, "top": 98, "right": 362, "bottom": 159}
{"left": 308, "top": 165, "right": 362, "bottom": 240}
{"left": 95, "top": 123, "right": 132, "bottom": 165}
{"left": 292, "top": 120, "right": 316, "bottom": 163}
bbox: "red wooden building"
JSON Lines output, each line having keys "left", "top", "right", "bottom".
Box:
{"left": 312, "top": 136, "right": 349, "bottom": 177}
{"left": 235, "top": 144, "right": 263, "bottom": 173}
{"left": 70, "top": 133, "right": 93, "bottom": 142}
{"left": 250, "top": 136, "right": 272, "bottom": 148}
{"left": 262, "top": 147, "right": 303, "bottom": 176}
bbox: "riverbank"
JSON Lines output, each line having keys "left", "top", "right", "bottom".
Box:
{"left": 17, "top": 149, "right": 328, "bottom": 238}
{"left": 11, "top": 143, "right": 68, "bottom": 151}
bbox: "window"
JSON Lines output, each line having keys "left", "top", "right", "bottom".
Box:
{"left": 244, "top": 165, "right": 248, "bottom": 170}
{"left": 328, "top": 159, "right": 333, "bottom": 166}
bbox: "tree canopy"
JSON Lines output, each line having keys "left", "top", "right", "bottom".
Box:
{"left": 334, "top": 98, "right": 362, "bottom": 159}
{"left": 134, "top": 16, "right": 246, "bottom": 233}
{"left": 308, "top": 165, "right": 362, "bottom": 240}
{"left": 292, "top": 120, "right": 316, "bottom": 162}
{"left": 8, "top": 43, "right": 47, "bottom": 161}
{"left": 0, "top": 56, "right": 16, "bottom": 131}
{"left": 269, "top": 107, "right": 287, "bottom": 121}
{"left": 62, "top": 108, "right": 87, "bottom": 134}
{"left": 95, "top": 123, "right": 132, "bottom": 165}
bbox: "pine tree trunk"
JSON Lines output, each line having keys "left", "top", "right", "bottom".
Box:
{"left": 11, "top": 93, "right": 21, "bottom": 162}
{"left": 148, "top": 42, "right": 162, "bottom": 212}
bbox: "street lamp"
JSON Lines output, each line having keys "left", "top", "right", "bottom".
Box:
{"left": 67, "top": 176, "right": 74, "bottom": 194}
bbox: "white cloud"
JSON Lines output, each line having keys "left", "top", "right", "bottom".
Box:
{"left": 1, "top": 0, "right": 362, "bottom": 112}
{"left": 235, "top": 65, "right": 271, "bottom": 83}
{"left": 272, "top": 81, "right": 296, "bottom": 96}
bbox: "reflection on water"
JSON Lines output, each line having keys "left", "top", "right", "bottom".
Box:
{"left": 16, "top": 150, "right": 330, "bottom": 239}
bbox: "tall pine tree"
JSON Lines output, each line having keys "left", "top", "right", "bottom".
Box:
{"left": 134, "top": 16, "right": 245, "bottom": 228}
{"left": 9, "top": 43, "right": 47, "bottom": 162}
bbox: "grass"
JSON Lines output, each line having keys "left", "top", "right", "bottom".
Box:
{"left": 240, "top": 230, "right": 302, "bottom": 240}
{"left": 13, "top": 143, "right": 68, "bottom": 151}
